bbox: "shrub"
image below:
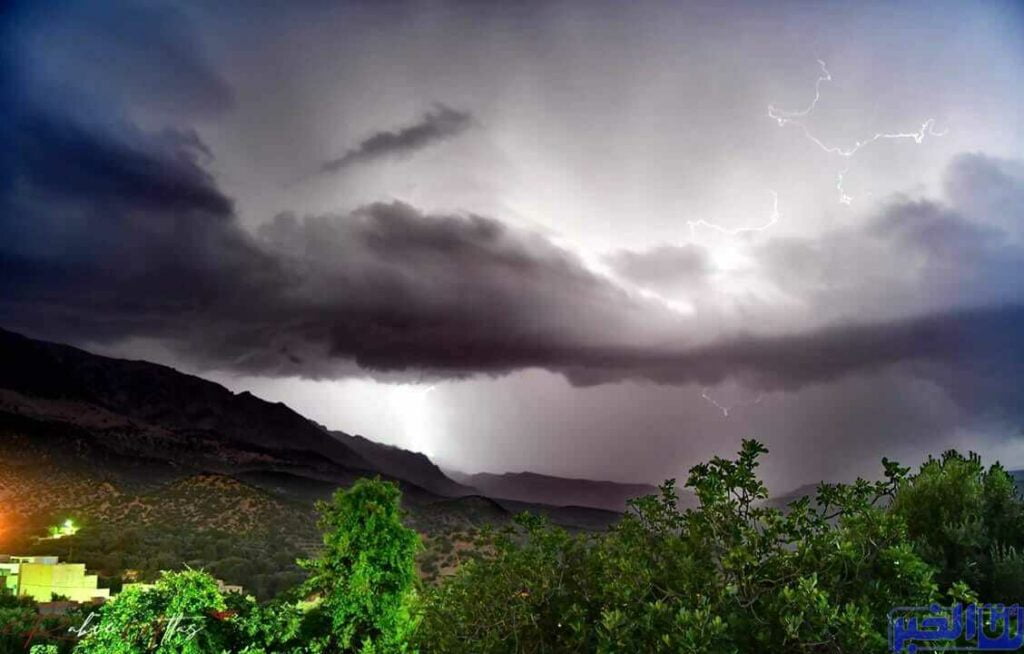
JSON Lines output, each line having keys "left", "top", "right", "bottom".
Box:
{"left": 891, "top": 450, "right": 1024, "bottom": 601}
{"left": 38, "top": 445, "right": 1024, "bottom": 652}
{"left": 416, "top": 440, "right": 938, "bottom": 653}
{"left": 73, "top": 569, "right": 230, "bottom": 654}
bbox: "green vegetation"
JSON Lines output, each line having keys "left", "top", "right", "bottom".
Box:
{"left": 299, "top": 478, "right": 420, "bottom": 653}
{"left": 74, "top": 570, "right": 230, "bottom": 654}
{"left": 0, "top": 591, "right": 93, "bottom": 654}
{"left": 4, "top": 444, "right": 1024, "bottom": 652}
{"left": 20, "top": 525, "right": 307, "bottom": 601}
{"left": 890, "top": 450, "right": 1024, "bottom": 602}
{"left": 417, "top": 441, "right": 935, "bottom": 652}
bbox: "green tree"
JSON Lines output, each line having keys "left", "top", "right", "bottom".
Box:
{"left": 417, "top": 440, "right": 939, "bottom": 653}
{"left": 891, "top": 450, "right": 1024, "bottom": 601}
{"left": 31, "top": 446, "right": 1024, "bottom": 652}
{"left": 221, "top": 593, "right": 304, "bottom": 654}
{"left": 300, "top": 478, "right": 421, "bottom": 653}
{"left": 73, "top": 569, "right": 230, "bottom": 654}
{"left": 1, "top": 593, "right": 42, "bottom": 653}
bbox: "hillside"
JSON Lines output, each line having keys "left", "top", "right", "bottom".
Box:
{"left": 328, "top": 430, "right": 474, "bottom": 498}
{"left": 446, "top": 470, "right": 659, "bottom": 512}
{"left": 0, "top": 327, "right": 373, "bottom": 473}
{"left": 0, "top": 328, "right": 635, "bottom": 576}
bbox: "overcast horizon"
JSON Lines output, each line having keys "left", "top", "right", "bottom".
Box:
{"left": 3, "top": 0, "right": 1023, "bottom": 492}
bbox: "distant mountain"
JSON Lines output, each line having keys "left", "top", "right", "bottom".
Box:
{"left": 446, "top": 470, "right": 658, "bottom": 512}
{"left": 766, "top": 471, "right": 1024, "bottom": 511}
{"left": 490, "top": 498, "right": 622, "bottom": 530}
{"left": 764, "top": 483, "right": 820, "bottom": 510}
{"left": 1008, "top": 470, "right": 1024, "bottom": 497}
{"left": 0, "top": 328, "right": 463, "bottom": 497}
{"left": 327, "top": 431, "right": 474, "bottom": 498}
{"left": 0, "top": 327, "right": 645, "bottom": 599}
{"left": 0, "top": 327, "right": 373, "bottom": 477}
{"left": 0, "top": 327, "right": 628, "bottom": 541}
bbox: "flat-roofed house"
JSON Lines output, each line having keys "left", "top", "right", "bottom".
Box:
{"left": 0, "top": 555, "right": 110, "bottom": 603}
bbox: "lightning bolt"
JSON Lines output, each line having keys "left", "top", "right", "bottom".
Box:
{"left": 700, "top": 389, "right": 732, "bottom": 417}
{"left": 681, "top": 60, "right": 944, "bottom": 413}
{"left": 700, "top": 388, "right": 765, "bottom": 419}
{"left": 836, "top": 166, "right": 852, "bottom": 206}
{"left": 769, "top": 58, "right": 833, "bottom": 122}
{"left": 686, "top": 190, "right": 780, "bottom": 239}
{"left": 769, "top": 59, "right": 947, "bottom": 203}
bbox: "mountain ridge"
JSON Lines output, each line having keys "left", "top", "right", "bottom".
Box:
{"left": 0, "top": 327, "right": 626, "bottom": 527}
{"left": 446, "top": 469, "right": 660, "bottom": 512}
{"left": 0, "top": 327, "right": 373, "bottom": 473}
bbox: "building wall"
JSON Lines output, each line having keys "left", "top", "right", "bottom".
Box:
{"left": 18, "top": 562, "right": 110, "bottom": 603}
{"left": 12, "top": 556, "right": 58, "bottom": 564}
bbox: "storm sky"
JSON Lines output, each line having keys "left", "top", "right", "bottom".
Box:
{"left": 3, "top": 0, "right": 1023, "bottom": 490}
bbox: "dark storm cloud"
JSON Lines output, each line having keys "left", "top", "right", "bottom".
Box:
{"left": 0, "top": 108, "right": 275, "bottom": 340}
{"left": 2, "top": 0, "right": 1023, "bottom": 430}
{"left": 944, "top": 154, "right": 1024, "bottom": 229}
{"left": 183, "top": 201, "right": 678, "bottom": 378}
{"left": 319, "top": 105, "right": 474, "bottom": 175}
{"left": 10, "top": 111, "right": 231, "bottom": 216}
{"left": 562, "top": 304, "right": 1023, "bottom": 393}
{"left": 8, "top": 0, "right": 233, "bottom": 119}
{"left": 755, "top": 157, "right": 1024, "bottom": 322}
{"left": 3, "top": 89, "right": 1024, "bottom": 421}
{"left": 0, "top": 94, "right": 673, "bottom": 378}
{"left": 5, "top": 137, "right": 1024, "bottom": 429}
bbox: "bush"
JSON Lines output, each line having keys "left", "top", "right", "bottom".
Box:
{"left": 73, "top": 569, "right": 231, "bottom": 654}
{"left": 891, "top": 450, "right": 1024, "bottom": 602}
{"left": 416, "top": 440, "right": 938, "bottom": 652}
{"left": 30, "top": 446, "right": 1024, "bottom": 652}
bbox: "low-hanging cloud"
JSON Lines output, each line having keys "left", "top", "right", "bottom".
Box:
{"left": 0, "top": 93, "right": 680, "bottom": 379}
{"left": 3, "top": 104, "right": 1023, "bottom": 429}
{"left": 318, "top": 105, "right": 473, "bottom": 175}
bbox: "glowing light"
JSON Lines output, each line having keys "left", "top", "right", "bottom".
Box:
{"left": 708, "top": 243, "right": 749, "bottom": 273}
{"left": 769, "top": 59, "right": 947, "bottom": 204}
{"left": 393, "top": 382, "right": 440, "bottom": 456}
{"left": 46, "top": 518, "right": 78, "bottom": 539}
{"left": 635, "top": 288, "right": 696, "bottom": 315}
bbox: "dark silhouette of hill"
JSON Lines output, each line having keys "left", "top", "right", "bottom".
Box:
{"left": 326, "top": 430, "right": 474, "bottom": 498}
{"left": 767, "top": 473, "right": 1024, "bottom": 511}
{"left": 0, "top": 327, "right": 372, "bottom": 472}
{"left": 0, "top": 327, "right": 630, "bottom": 541}
{"left": 446, "top": 470, "right": 659, "bottom": 512}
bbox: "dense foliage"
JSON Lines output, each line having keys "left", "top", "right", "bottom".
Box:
{"left": 299, "top": 478, "right": 421, "bottom": 654}
{"left": 4, "top": 444, "right": 1024, "bottom": 652}
{"left": 417, "top": 440, "right": 939, "bottom": 652}
{"left": 18, "top": 525, "right": 307, "bottom": 601}
{"left": 890, "top": 450, "right": 1024, "bottom": 602}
